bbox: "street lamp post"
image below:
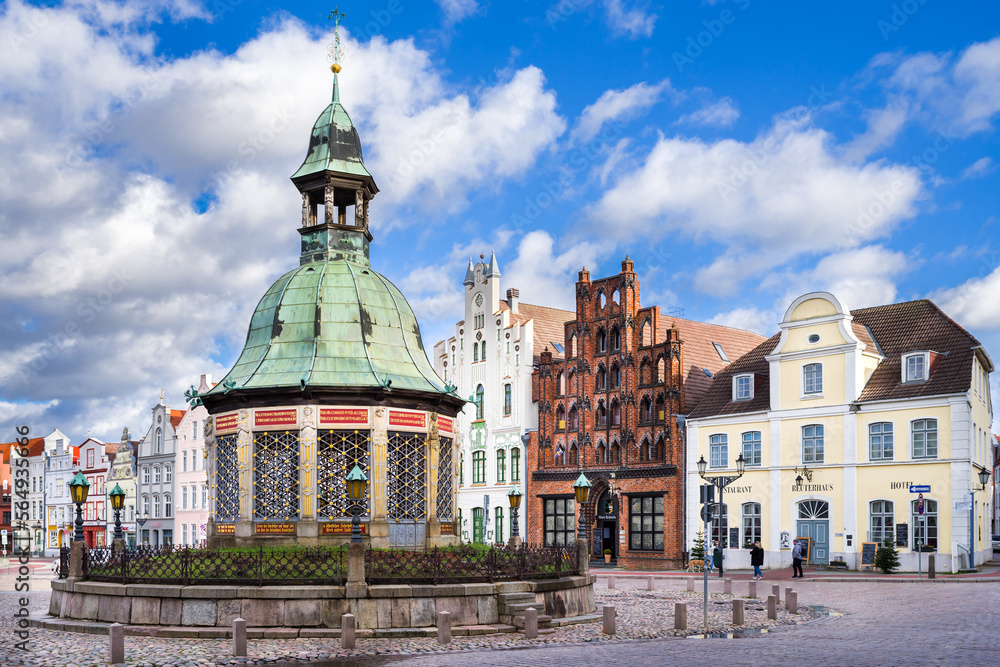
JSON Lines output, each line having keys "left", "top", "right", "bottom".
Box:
{"left": 507, "top": 487, "right": 522, "bottom": 539}
{"left": 109, "top": 484, "right": 126, "bottom": 542}
{"left": 573, "top": 474, "right": 592, "bottom": 542}
{"left": 68, "top": 471, "right": 91, "bottom": 544}
{"left": 346, "top": 465, "right": 368, "bottom": 544}
{"left": 697, "top": 453, "right": 746, "bottom": 551}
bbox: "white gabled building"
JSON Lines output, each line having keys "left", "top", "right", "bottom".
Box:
{"left": 433, "top": 253, "right": 573, "bottom": 545}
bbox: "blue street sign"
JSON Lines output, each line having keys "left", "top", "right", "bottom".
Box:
{"left": 909, "top": 485, "right": 930, "bottom": 493}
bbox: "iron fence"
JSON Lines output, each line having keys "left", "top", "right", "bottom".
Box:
{"left": 365, "top": 544, "right": 579, "bottom": 585}
{"left": 83, "top": 545, "right": 347, "bottom": 586}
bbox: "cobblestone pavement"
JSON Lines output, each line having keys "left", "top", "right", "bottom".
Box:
{"left": 0, "top": 572, "right": 997, "bottom": 666}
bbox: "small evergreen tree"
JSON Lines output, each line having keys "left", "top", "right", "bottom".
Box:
{"left": 690, "top": 530, "right": 706, "bottom": 561}
{"left": 875, "top": 536, "right": 900, "bottom": 574}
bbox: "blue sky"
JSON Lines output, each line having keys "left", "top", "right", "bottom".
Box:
{"left": 0, "top": 0, "right": 998, "bottom": 441}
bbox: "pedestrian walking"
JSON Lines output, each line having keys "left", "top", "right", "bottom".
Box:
{"left": 791, "top": 539, "right": 804, "bottom": 578}
{"left": 749, "top": 541, "right": 764, "bottom": 580}
{"left": 713, "top": 541, "right": 724, "bottom": 578}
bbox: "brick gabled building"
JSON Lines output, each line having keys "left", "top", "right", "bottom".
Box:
{"left": 525, "top": 257, "right": 765, "bottom": 568}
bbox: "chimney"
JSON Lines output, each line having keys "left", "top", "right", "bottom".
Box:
{"left": 506, "top": 288, "right": 519, "bottom": 315}
{"left": 199, "top": 373, "right": 212, "bottom": 393}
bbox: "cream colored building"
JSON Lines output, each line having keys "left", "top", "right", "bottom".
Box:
{"left": 686, "top": 292, "right": 994, "bottom": 572}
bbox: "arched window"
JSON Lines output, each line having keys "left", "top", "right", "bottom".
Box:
{"left": 641, "top": 320, "right": 652, "bottom": 347}
{"left": 554, "top": 444, "right": 565, "bottom": 466}
{"left": 569, "top": 405, "right": 579, "bottom": 430}
{"left": 472, "top": 451, "right": 486, "bottom": 483}
{"left": 610, "top": 327, "right": 621, "bottom": 351}
{"left": 655, "top": 435, "right": 665, "bottom": 460}
{"left": 610, "top": 364, "right": 621, "bottom": 389}
{"left": 597, "top": 292, "right": 606, "bottom": 310}
{"left": 155, "top": 428, "right": 162, "bottom": 454}
{"left": 511, "top": 448, "right": 521, "bottom": 482}
{"left": 164, "top": 495, "right": 172, "bottom": 518}
{"left": 153, "top": 495, "right": 161, "bottom": 519}
{"left": 496, "top": 450, "right": 506, "bottom": 483}
{"left": 596, "top": 402, "right": 607, "bottom": 427}
{"left": 596, "top": 365, "right": 607, "bottom": 391}
{"left": 640, "top": 359, "right": 651, "bottom": 385}
{"left": 612, "top": 289, "right": 620, "bottom": 306}
{"left": 610, "top": 441, "right": 621, "bottom": 464}
{"left": 142, "top": 466, "right": 150, "bottom": 484}
{"left": 640, "top": 397, "right": 652, "bottom": 424}
{"left": 475, "top": 385, "right": 484, "bottom": 419}
{"left": 473, "top": 344, "right": 479, "bottom": 362}
{"left": 568, "top": 334, "right": 576, "bottom": 357}
{"left": 640, "top": 437, "right": 651, "bottom": 461}
{"left": 481, "top": 341, "right": 487, "bottom": 360}
{"left": 142, "top": 496, "right": 150, "bottom": 517}
{"left": 611, "top": 400, "right": 621, "bottom": 426}
{"left": 655, "top": 395, "right": 665, "bottom": 422}
{"left": 597, "top": 441, "right": 607, "bottom": 464}
{"left": 596, "top": 329, "right": 607, "bottom": 353}
{"left": 154, "top": 466, "right": 162, "bottom": 483}
{"left": 557, "top": 371, "right": 565, "bottom": 395}
{"left": 742, "top": 502, "right": 762, "bottom": 546}
{"left": 568, "top": 443, "right": 578, "bottom": 465}
{"left": 556, "top": 405, "right": 566, "bottom": 430}
{"left": 657, "top": 357, "right": 666, "bottom": 383}
{"left": 870, "top": 500, "right": 894, "bottom": 544}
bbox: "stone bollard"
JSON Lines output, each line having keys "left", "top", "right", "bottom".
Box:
{"left": 603, "top": 605, "right": 616, "bottom": 634}
{"left": 785, "top": 587, "right": 793, "bottom": 609}
{"left": 686, "top": 577, "right": 694, "bottom": 592}
{"left": 109, "top": 622, "right": 124, "bottom": 664}
{"left": 767, "top": 595, "right": 777, "bottom": 620}
{"left": 928, "top": 554, "right": 936, "bottom": 579}
{"left": 524, "top": 607, "right": 538, "bottom": 639}
{"left": 341, "top": 613, "right": 356, "bottom": 650}
{"left": 233, "top": 617, "right": 247, "bottom": 657}
{"left": 787, "top": 591, "right": 798, "bottom": 614}
{"left": 437, "top": 610, "right": 451, "bottom": 644}
{"left": 732, "top": 598, "right": 744, "bottom": 626}
{"left": 772, "top": 584, "right": 781, "bottom": 603}
{"left": 674, "top": 602, "right": 687, "bottom": 630}
{"left": 607, "top": 575, "right": 616, "bottom": 589}
{"left": 748, "top": 580, "right": 757, "bottom": 598}
{"left": 647, "top": 575, "right": 656, "bottom": 591}
{"left": 724, "top": 578, "right": 732, "bottom": 594}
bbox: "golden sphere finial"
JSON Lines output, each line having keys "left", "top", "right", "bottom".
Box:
{"left": 331, "top": 63, "right": 342, "bottom": 74}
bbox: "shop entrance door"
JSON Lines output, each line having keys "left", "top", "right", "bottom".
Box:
{"left": 601, "top": 521, "right": 616, "bottom": 557}
{"left": 796, "top": 500, "right": 830, "bottom": 564}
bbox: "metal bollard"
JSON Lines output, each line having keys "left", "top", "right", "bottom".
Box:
{"left": 785, "top": 587, "right": 793, "bottom": 609}
{"left": 767, "top": 595, "right": 777, "bottom": 620}
{"left": 724, "top": 578, "right": 732, "bottom": 594}
{"left": 772, "top": 584, "right": 781, "bottom": 603}
{"left": 732, "top": 598, "right": 744, "bottom": 625}
{"left": 928, "top": 554, "right": 936, "bottom": 579}
{"left": 233, "top": 617, "right": 247, "bottom": 657}
{"left": 437, "top": 610, "right": 451, "bottom": 644}
{"left": 674, "top": 602, "right": 687, "bottom": 630}
{"left": 686, "top": 577, "right": 694, "bottom": 592}
{"left": 647, "top": 575, "right": 656, "bottom": 591}
{"left": 607, "top": 575, "right": 616, "bottom": 589}
{"left": 341, "top": 613, "right": 356, "bottom": 650}
{"left": 109, "top": 622, "right": 124, "bottom": 664}
{"left": 787, "top": 591, "right": 798, "bottom": 614}
{"left": 748, "top": 580, "right": 757, "bottom": 598}
{"left": 603, "top": 605, "right": 616, "bottom": 634}
{"left": 524, "top": 607, "right": 538, "bottom": 639}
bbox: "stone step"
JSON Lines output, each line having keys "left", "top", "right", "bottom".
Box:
{"left": 501, "top": 602, "right": 542, "bottom": 615}
{"left": 511, "top": 614, "right": 552, "bottom": 629}
{"left": 497, "top": 592, "right": 536, "bottom": 605}
{"left": 549, "top": 613, "right": 602, "bottom": 627}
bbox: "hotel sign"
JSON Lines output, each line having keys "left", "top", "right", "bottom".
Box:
{"left": 254, "top": 409, "right": 297, "bottom": 429}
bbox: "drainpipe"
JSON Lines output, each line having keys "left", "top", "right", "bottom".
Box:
{"left": 676, "top": 414, "right": 687, "bottom": 568}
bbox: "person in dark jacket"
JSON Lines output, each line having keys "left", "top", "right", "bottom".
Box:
{"left": 712, "top": 541, "right": 724, "bottom": 577}
{"left": 791, "top": 539, "right": 805, "bottom": 578}
{"left": 748, "top": 541, "right": 764, "bottom": 579}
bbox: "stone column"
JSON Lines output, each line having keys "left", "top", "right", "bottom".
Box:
{"left": 369, "top": 408, "right": 389, "bottom": 546}
{"left": 301, "top": 193, "right": 310, "bottom": 227}
{"left": 298, "top": 407, "right": 318, "bottom": 540}
{"left": 425, "top": 416, "right": 441, "bottom": 546}
{"left": 235, "top": 410, "right": 253, "bottom": 539}
{"left": 325, "top": 186, "right": 335, "bottom": 224}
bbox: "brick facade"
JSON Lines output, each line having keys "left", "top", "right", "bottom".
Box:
{"left": 526, "top": 258, "right": 686, "bottom": 569}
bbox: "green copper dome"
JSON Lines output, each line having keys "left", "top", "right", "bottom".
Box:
{"left": 207, "top": 261, "right": 448, "bottom": 395}
{"left": 291, "top": 74, "right": 374, "bottom": 183}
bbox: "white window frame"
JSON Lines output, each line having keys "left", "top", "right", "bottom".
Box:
{"left": 154, "top": 466, "right": 161, "bottom": 484}
{"left": 802, "top": 362, "right": 824, "bottom": 397}
{"left": 868, "top": 422, "right": 894, "bottom": 461}
{"left": 733, "top": 374, "right": 754, "bottom": 401}
{"left": 709, "top": 434, "right": 728, "bottom": 468}
{"left": 802, "top": 424, "right": 825, "bottom": 464}
{"left": 742, "top": 431, "right": 762, "bottom": 466}
{"left": 911, "top": 418, "right": 938, "bottom": 459}
{"left": 902, "top": 351, "right": 929, "bottom": 383}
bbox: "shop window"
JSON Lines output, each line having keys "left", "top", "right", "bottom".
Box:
{"left": 912, "top": 499, "right": 938, "bottom": 551}
{"left": 543, "top": 497, "right": 576, "bottom": 546}
{"left": 629, "top": 495, "right": 664, "bottom": 551}
{"left": 742, "top": 502, "right": 761, "bottom": 547}
{"left": 869, "top": 422, "right": 894, "bottom": 461}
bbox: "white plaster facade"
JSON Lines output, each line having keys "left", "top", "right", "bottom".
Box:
{"left": 175, "top": 375, "right": 212, "bottom": 546}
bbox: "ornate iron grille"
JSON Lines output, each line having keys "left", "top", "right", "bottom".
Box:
{"left": 387, "top": 431, "right": 426, "bottom": 521}
{"left": 436, "top": 436, "right": 454, "bottom": 521}
{"left": 317, "top": 430, "right": 371, "bottom": 520}
{"left": 215, "top": 433, "right": 240, "bottom": 521}
{"left": 252, "top": 430, "right": 300, "bottom": 521}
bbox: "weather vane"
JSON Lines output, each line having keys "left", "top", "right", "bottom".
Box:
{"left": 327, "top": 7, "right": 346, "bottom": 73}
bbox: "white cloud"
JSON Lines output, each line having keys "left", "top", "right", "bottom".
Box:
{"left": 961, "top": 157, "right": 995, "bottom": 179}
{"left": 709, "top": 306, "right": 777, "bottom": 337}
{"left": 588, "top": 116, "right": 923, "bottom": 287}
{"left": 603, "top": 0, "right": 658, "bottom": 39}
{"left": 842, "top": 102, "right": 910, "bottom": 162}
{"left": 436, "top": 0, "right": 480, "bottom": 24}
{"left": 932, "top": 263, "right": 1000, "bottom": 331}
{"left": 504, "top": 231, "right": 602, "bottom": 311}
{"left": 808, "top": 246, "right": 911, "bottom": 309}
{"left": 570, "top": 80, "right": 673, "bottom": 144}
{"left": 677, "top": 97, "right": 740, "bottom": 128}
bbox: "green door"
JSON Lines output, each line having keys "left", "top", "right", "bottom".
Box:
{"left": 473, "top": 508, "right": 485, "bottom": 544}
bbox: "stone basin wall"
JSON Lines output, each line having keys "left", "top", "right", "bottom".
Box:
{"left": 48, "top": 576, "right": 595, "bottom": 629}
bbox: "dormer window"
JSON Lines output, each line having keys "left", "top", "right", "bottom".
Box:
{"left": 903, "top": 352, "right": 929, "bottom": 383}
{"left": 733, "top": 374, "right": 754, "bottom": 401}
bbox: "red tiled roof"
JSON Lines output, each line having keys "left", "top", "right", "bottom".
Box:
{"left": 104, "top": 442, "right": 120, "bottom": 455}
{"left": 689, "top": 299, "right": 985, "bottom": 419}
{"left": 0, "top": 438, "right": 45, "bottom": 458}
{"left": 665, "top": 318, "right": 769, "bottom": 413}
{"left": 170, "top": 410, "right": 186, "bottom": 429}
{"left": 515, "top": 302, "right": 576, "bottom": 365}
